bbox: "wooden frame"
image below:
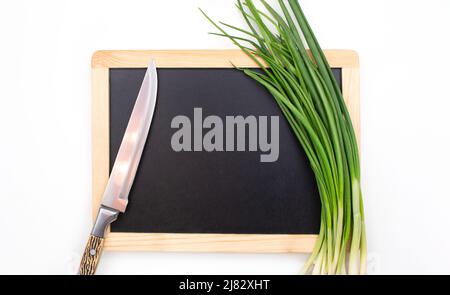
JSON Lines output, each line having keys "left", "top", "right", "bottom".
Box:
{"left": 92, "top": 50, "right": 360, "bottom": 253}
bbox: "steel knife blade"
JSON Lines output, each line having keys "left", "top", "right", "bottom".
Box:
{"left": 102, "top": 61, "right": 158, "bottom": 212}
{"left": 79, "top": 61, "right": 158, "bottom": 275}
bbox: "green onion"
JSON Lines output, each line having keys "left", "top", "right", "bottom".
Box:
{"left": 201, "top": 0, "right": 366, "bottom": 275}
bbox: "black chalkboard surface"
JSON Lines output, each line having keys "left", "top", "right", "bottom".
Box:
{"left": 109, "top": 68, "right": 341, "bottom": 235}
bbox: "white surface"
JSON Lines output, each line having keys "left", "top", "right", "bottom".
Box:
{"left": 0, "top": 0, "right": 449, "bottom": 275}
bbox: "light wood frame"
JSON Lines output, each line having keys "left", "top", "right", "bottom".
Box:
{"left": 92, "top": 50, "right": 360, "bottom": 253}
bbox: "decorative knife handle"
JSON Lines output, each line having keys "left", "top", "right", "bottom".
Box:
{"left": 78, "top": 206, "right": 119, "bottom": 275}
{"left": 79, "top": 235, "right": 105, "bottom": 275}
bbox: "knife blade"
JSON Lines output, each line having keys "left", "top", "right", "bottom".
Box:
{"left": 79, "top": 61, "right": 158, "bottom": 275}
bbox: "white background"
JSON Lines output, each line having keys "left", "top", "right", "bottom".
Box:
{"left": 0, "top": 0, "right": 449, "bottom": 275}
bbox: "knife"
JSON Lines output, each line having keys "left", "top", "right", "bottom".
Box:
{"left": 79, "top": 61, "right": 158, "bottom": 275}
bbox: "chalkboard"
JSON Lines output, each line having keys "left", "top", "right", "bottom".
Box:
{"left": 109, "top": 67, "right": 341, "bottom": 234}
{"left": 91, "top": 50, "right": 359, "bottom": 252}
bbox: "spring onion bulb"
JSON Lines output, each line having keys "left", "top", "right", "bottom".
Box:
{"left": 201, "top": 0, "right": 367, "bottom": 275}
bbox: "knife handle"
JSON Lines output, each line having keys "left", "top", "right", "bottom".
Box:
{"left": 79, "top": 206, "right": 119, "bottom": 275}
{"left": 79, "top": 235, "right": 105, "bottom": 275}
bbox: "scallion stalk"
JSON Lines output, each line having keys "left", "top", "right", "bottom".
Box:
{"left": 201, "top": 0, "right": 366, "bottom": 275}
